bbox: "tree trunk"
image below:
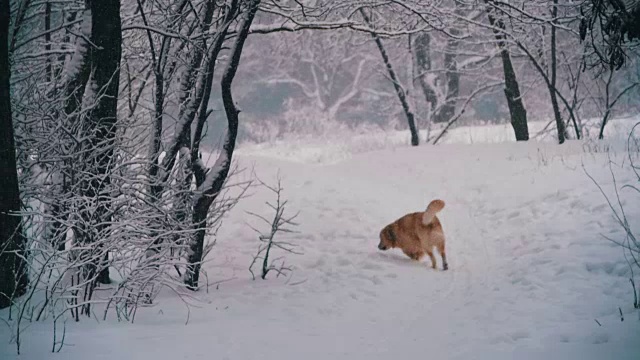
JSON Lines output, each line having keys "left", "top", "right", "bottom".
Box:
{"left": 549, "top": 0, "right": 567, "bottom": 143}
{"left": 49, "top": 3, "right": 93, "bottom": 256}
{"left": 411, "top": 32, "right": 438, "bottom": 115}
{"left": 81, "top": 0, "right": 122, "bottom": 285}
{"left": 0, "top": 0, "right": 28, "bottom": 309}
{"left": 361, "top": 9, "right": 419, "bottom": 146}
{"left": 487, "top": 9, "right": 529, "bottom": 141}
{"left": 158, "top": 0, "right": 222, "bottom": 187}
{"left": 145, "top": 0, "right": 192, "bottom": 202}
{"left": 63, "top": 4, "right": 92, "bottom": 117}
{"left": 184, "top": 0, "right": 257, "bottom": 290}
{"left": 45, "top": 1, "right": 52, "bottom": 82}
{"left": 434, "top": 24, "right": 461, "bottom": 124}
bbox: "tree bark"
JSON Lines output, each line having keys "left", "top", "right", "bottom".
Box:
{"left": 411, "top": 32, "right": 438, "bottom": 115}
{"left": 434, "top": 39, "right": 460, "bottom": 124}
{"left": 158, "top": 0, "right": 223, "bottom": 187}
{"left": 549, "top": 0, "right": 567, "bottom": 143}
{"left": 79, "top": 0, "right": 122, "bottom": 285}
{"left": 63, "top": 3, "right": 92, "bottom": 118}
{"left": 0, "top": 0, "right": 28, "bottom": 309}
{"left": 184, "top": 0, "right": 257, "bottom": 290}
{"left": 361, "top": 9, "right": 419, "bottom": 146}
{"left": 487, "top": 8, "right": 529, "bottom": 141}
{"left": 45, "top": 1, "right": 52, "bottom": 81}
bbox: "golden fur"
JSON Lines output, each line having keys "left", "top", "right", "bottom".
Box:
{"left": 378, "top": 199, "right": 448, "bottom": 270}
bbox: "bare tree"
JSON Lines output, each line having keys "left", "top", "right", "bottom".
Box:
{"left": 595, "top": 64, "right": 640, "bottom": 139}
{"left": 0, "top": 0, "right": 28, "bottom": 309}
{"left": 485, "top": 3, "right": 529, "bottom": 141}
{"left": 79, "top": 0, "right": 123, "bottom": 285}
{"left": 481, "top": 0, "right": 589, "bottom": 143}
{"left": 410, "top": 32, "right": 438, "bottom": 121}
{"left": 185, "top": 0, "right": 261, "bottom": 290}
{"left": 250, "top": 29, "right": 372, "bottom": 123}
{"left": 549, "top": 0, "right": 568, "bottom": 143}
{"left": 361, "top": 9, "right": 419, "bottom": 146}
{"left": 248, "top": 176, "right": 300, "bottom": 280}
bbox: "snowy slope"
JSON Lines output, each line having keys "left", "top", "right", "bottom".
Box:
{"left": 2, "top": 121, "right": 640, "bottom": 359}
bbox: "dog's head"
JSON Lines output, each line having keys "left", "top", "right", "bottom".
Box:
{"left": 378, "top": 226, "right": 396, "bottom": 251}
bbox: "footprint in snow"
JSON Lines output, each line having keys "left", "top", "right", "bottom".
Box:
{"left": 361, "top": 261, "right": 384, "bottom": 271}
{"left": 307, "top": 257, "right": 326, "bottom": 269}
{"left": 335, "top": 257, "right": 351, "bottom": 267}
{"left": 590, "top": 331, "right": 610, "bottom": 344}
{"left": 557, "top": 334, "right": 571, "bottom": 343}
{"left": 507, "top": 210, "right": 520, "bottom": 219}
{"left": 509, "top": 330, "right": 530, "bottom": 341}
{"left": 354, "top": 273, "right": 383, "bottom": 285}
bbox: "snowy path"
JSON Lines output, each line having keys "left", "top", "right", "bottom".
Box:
{"left": 2, "top": 141, "right": 639, "bottom": 359}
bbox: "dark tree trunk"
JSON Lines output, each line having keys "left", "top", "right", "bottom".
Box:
{"left": 434, "top": 4, "right": 464, "bottom": 125}
{"left": 142, "top": 1, "right": 192, "bottom": 263}
{"left": 411, "top": 33, "right": 438, "bottom": 113}
{"left": 64, "top": 5, "right": 92, "bottom": 117}
{"left": 549, "top": 0, "right": 567, "bottom": 143}
{"left": 55, "top": 11, "right": 78, "bottom": 80}
{"left": 487, "top": 9, "right": 529, "bottom": 141}
{"left": 82, "top": 0, "right": 122, "bottom": 285}
{"left": 8, "top": 0, "right": 31, "bottom": 55}
{"left": 149, "top": 66, "right": 165, "bottom": 201}
{"left": 184, "top": 0, "right": 256, "bottom": 290}
{"left": 45, "top": 1, "right": 52, "bottom": 81}
{"left": 142, "top": 0, "right": 190, "bottom": 202}
{"left": 170, "top": 0, "right": 217, "bottom": 242}
{"left": 361, "top": 10, "right": 419, "bottom": 146}
{"left": 433, "top": 32, "right": 460, "bottom": 124}
{"left": 158, "top": 0, "right": 221, "bottom": 188}
{"left": 0, "top": 0, "right": 28, "bottom": 309}
{"left": 50, "top": 4, "right": 92, "bottom": 255}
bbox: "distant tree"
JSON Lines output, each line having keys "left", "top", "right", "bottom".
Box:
{"left": 485, "top": 3, "right": 529, "bottom": 141}
{"left": 249, "top": 29, "right": 372, "bottom": 122}
{"left": 483, "top": 0, "right": 582, "bottom": 143}
{"left": 361, "top": 9, "right": 420, "bottom": 146}
{"left": 0, "top": 0, "right": 28, "bottom": 309}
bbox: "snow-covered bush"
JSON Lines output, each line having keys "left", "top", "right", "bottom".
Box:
{"left": 248, "top": 175, "right": 301, "bottom": 280}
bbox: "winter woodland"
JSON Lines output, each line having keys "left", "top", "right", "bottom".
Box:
{"left": 1, "top": 0, "right": 640, "bottom": 358}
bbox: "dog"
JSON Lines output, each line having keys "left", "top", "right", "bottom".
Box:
{"left": 377, "top": 199, "right": 448, "bottom": 270}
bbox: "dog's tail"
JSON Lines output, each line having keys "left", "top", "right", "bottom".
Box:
{"left": 422, "top": 199, "right": 445, "bottom": 225}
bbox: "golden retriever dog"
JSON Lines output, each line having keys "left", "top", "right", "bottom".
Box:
{"left": 377, "top": 199, "right": 448, "bottom": 270}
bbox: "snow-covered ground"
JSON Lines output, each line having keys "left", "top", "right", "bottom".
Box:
{"left": 235, "top": 117, "right": 640, "bottom": 164}
{"left": 2, "top": 119, "right": 640, "bottom": 359}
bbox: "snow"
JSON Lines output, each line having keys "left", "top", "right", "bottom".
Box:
{"left": 2, "top": 118, "right": 640, "bottom": 359}
{"left": 235, "top": 118, "right": 640, "bottom": 164}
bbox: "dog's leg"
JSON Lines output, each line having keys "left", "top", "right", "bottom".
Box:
{"left": 404, "top": 250, "right": 424, "bottom": 261}
{"left": 437, "top": 243, "right": 448, "bottom": 271}
{"left": 426, "top": 250, "right": 437, "bottom": 269}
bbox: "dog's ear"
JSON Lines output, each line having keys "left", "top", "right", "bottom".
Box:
{"left": 386, "top": 227, "right": 397, "bottom": 244}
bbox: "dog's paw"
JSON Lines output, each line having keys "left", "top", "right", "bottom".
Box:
{"left": 443, "top": 263, "right": 449, "bottom": 271}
